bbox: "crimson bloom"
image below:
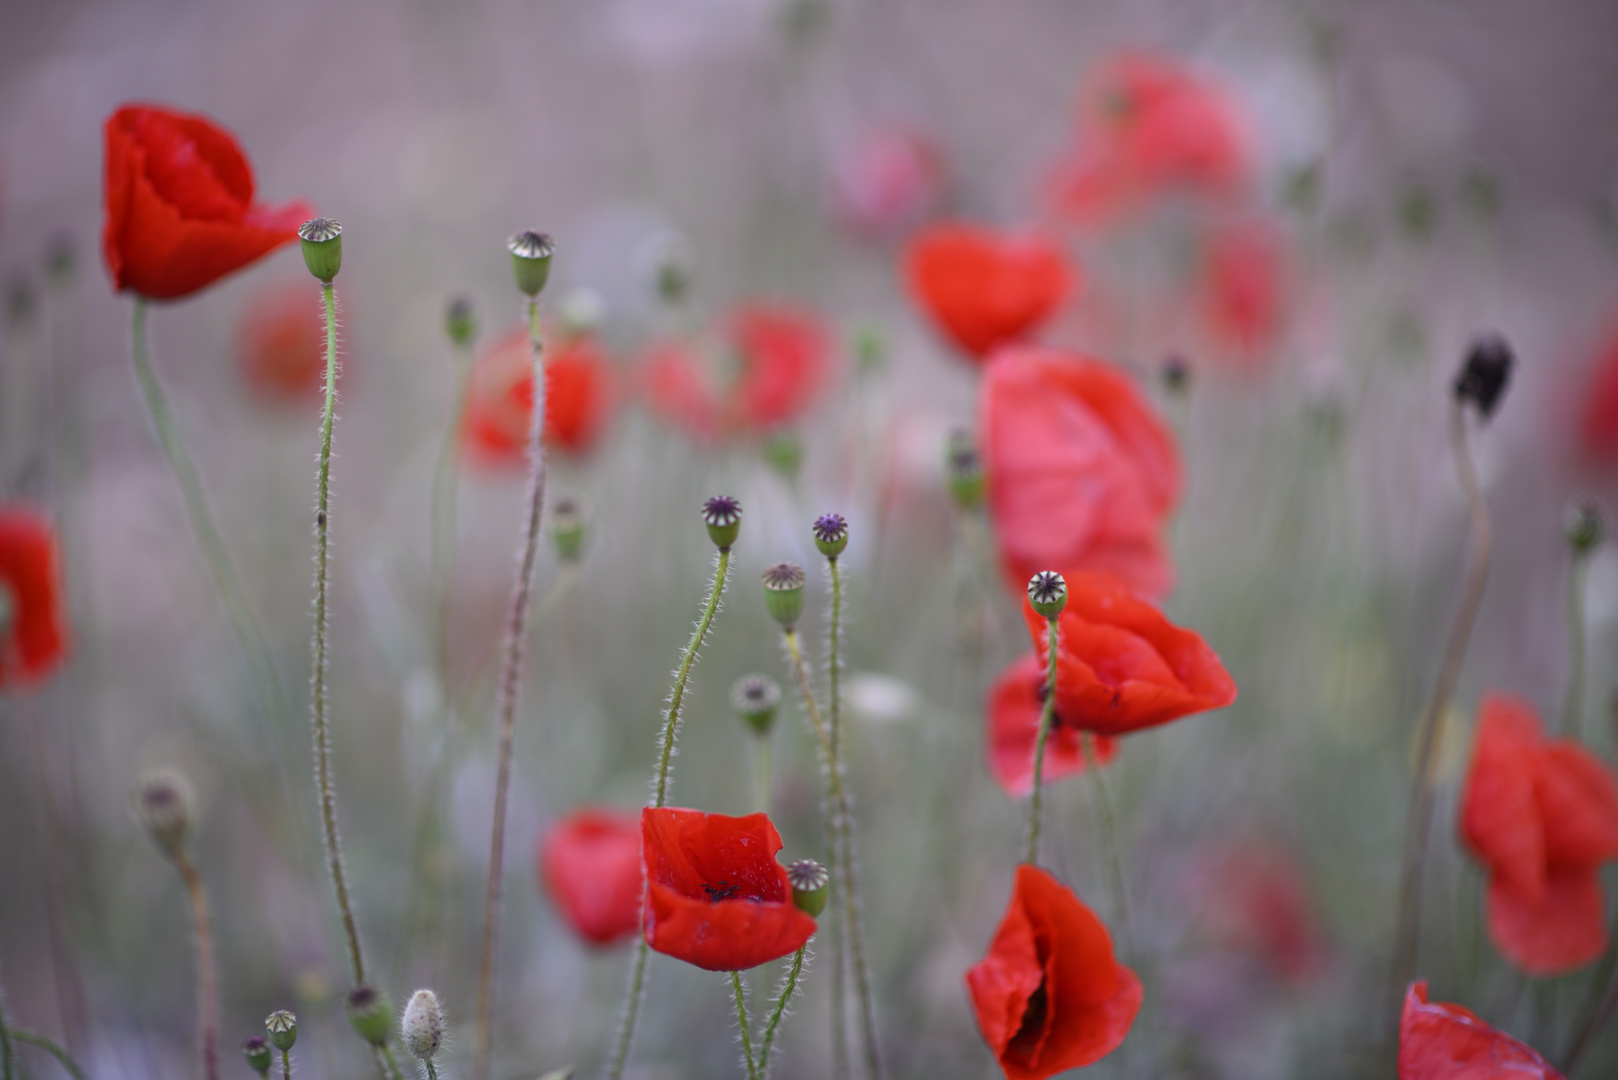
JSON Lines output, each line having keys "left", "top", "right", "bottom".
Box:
{"left": 1195, "top": 220, "right": 1285, "bottom": 363}
{"left": 238, "top": 282, "right": 324, "bottom": 402}
{"left": 986, "top": 652, "right": 1118, "bottom": 797}
{"left": 0, "top": 507, "right": 69, "bottom": 687}
{"left": 982, "top": 346, "right": 1180, "bottom": 599}
{"left": 1398, "top": 982, "right": 1563, "bottom": 1080}
{"left": 539, "top": 808, "right": 643, "bottom": 947}
{"left": 1459, "top": 693, "right": 1618, "bottom": 975}
{"left": 904, "top": 223, "right": 1073, "bottom": 360}
{"left": 103, "top": 105, "right": 311, "bottom": 301}
{"left": 641, "top": 807, "right": 815, "bottom": 971}
{"left": 967, "top": 864, "right": 1141, "bottom": 1080}
{"left": 1575, "top": 322, "right": 1618, "bottom": 468}
{"left": 1182, "top": 841, "right": 1326, "bottom": 984}
{"left": 463, "top": 326, "right": 615, "bottom": 467}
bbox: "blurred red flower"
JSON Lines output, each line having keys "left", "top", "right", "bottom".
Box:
{"left": 904, "top": 224, "right": 1073, "bottom": 360}
{"left": 1019, "top": 571, "right": 1235, "bottom": 738}
{"left": 833, "top": 123, "right": 944, "bottom": 239}
{"left": 1195, "top": 221, "right": 1285, "bottom": 363}
{"left": 0, "top": 507, "right": 69, "bottom": 687}
{"left": 1397, "top": 982, "right": 1563, "bottom": 1080}
{"left": 1182, "top": 841, "right": 1326, "bottom": 984}
{"left": 986, "top": 652, "right": 1118, "bottom": 797}
{"left": 539, "top": 808, "right": 643, "bottom": 947}
{"left": 238, "top": 282, "right": 324, "bottom": 402}
{"left": 1575, "top": 324, "right": 1618, "bottom": 467}
{"left": 981, "top": 346, "right": 1180, "bottom": 599}
{"left": 642, "top": 304, "right": 831, "bottom": 441}
{"left": 966, "top": 864, "right": 1141, "bottom": 1080}
{"left": 1459, "top": 693, "right": 1618, "bottom": 976}
{"left": 641, "top": 807, "right": 815, "bottom": 971}
{"left": 102, "top": 104, "right": 311, "bottom": 301}
{"left": 464, "top": 326, "right": 615, "bottom": 468}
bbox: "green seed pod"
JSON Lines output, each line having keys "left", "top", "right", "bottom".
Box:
{"left": 508, "top": 230, "right": 556, "bottom": 298}
{"left": 762, "top": 563, "right": 806, "bottom": 629}
{"left": 135, "top": 770, "right": 193, "bottom": 859}
{"left": 702, "top": 496, "right": 743, "bottom": 551}
{"left": 1567, "top": 501, "right": 1604, "bottom": 555}
{"left": 812, "top": 513, "right": 848, "bottom": 559}
{"left": 762, "top": 430, "right": 803, "bottom": 480}
{"left": 243, "top": 1035, "right": 272, "bottom": 1076}
{"left": 787, "top": 859, "right": 829, "bottom": 918}
{"left": 1027, "top": 571, "right": 1068, "bottom": 620}
{"left": 264, "top": 1010, "right": 297, "bottom": 1052}
{"left": 346, "top": 986, "right": 393, "bottom": 1047}
{"left": 551, "top": 498, "right": 587, "bottom": 562}
{"left": 298, "top": 218, "right": 343, "bottom": 283}
{"left": 444, "top": 296, "right": 477, "bottom": 349}
{"left": 401, "top": 989, "right": 444, "bottom": 1062}
{"left": 730, "top": 674, "right": 782, "bottom": 736}
{"left": 945, "top": 429, "right": 985, "bottom": 510}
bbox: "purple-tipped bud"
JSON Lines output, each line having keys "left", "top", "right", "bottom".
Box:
{"left": 762, "top": 563, "right": 806, "bottom": 628}
{"left": 1027, "top": 571, "right": 1068, "bottom": 619}
{"left": 298, "top": 218, "right": 343, "bottom": 283}
{"left": 1453, "top": 334, "right": 1514, "bottom": 418}
{"left": 135, "top": 770, "right": 193, "bottom": 859}
{"left": 787, "top": 859, "right": 830, "bottom": 917}
{"left": 813, "top": 513, "right": 849, "bottom": 559}
{"left": 444, "top": 296, "right": 477, "bottom": 349}
{"left": 702, "top": 496, "right": 743, "bottom": 550}
{"left": 243, "top": 1035, "right": 272, "bottom": 1075}
{"left": 346, "top": 986, "right": 393, "bottom": 1047}
{"left": 946, "top": 429, "right": 985, "bottom": 510}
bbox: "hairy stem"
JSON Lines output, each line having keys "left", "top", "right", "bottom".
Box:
{"left": 281, "top": 1049, "right": 292, "bottom": 1080}
{"left": 9, "top": 1031, "right": 89, "bottom": 1080}
{"left": 827, "top": 559, "right": 850, "bottom": 1080}
{"left": 425, "top": 1060, "right": 440, "bottom": 1080}
{"left": 730, "top": 971, "right": 757, "bottom": 1080}
{"left": 1025, "top": 616, "right": 1059, "bottom": 866}
{"left": 758, "top": 945, "right": 808, "bottom": 1077}
{"left": 176, "top": 853, "right": 218, "bottom": 1080}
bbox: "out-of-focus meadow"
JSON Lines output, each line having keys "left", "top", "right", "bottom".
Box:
{"left": 3, "top": 1, "right": 1618, "bottom": 1078}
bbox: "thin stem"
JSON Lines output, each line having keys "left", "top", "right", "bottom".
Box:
{"left": 753, "top": 734, "right": 773, "bottom": 814}
{"left": 605, "top": 939, "right": 650, "bottom": 1080}
{"left": 9, "top": 1032, "right": 89, "bottom": 1080}
{"left": 1080, "top": 735, "right": 1135, "bottom": 961}
{"left": 1025, "top": 616, "right": 1059, "bottom": 866}
{"left": 758, "top": 945, "right": 808, "bottom": 1077}
{"left": 281, "top": 1049, "right": 292, "bottom": 1080}
{"left": 1, "top": 983, "right": 13, "bottom": 1080}
{"left": 425, "top": 1060, "right": 440, "bottom": 1080}
{"left": 1390, "top": 399, "right": 1492, "bottom": 1019}
{"left": 826, "top": 558, "right": 850, "bottom": 1080}
{"left": 1564, "top": 551, "right": 1590, "bottom": 738}
{"left": 474, "top": 299, "right": 550, "bottom": 1080}
{"left": 1562, "top": 929, "right": 1618, "bottom": 1071}
{"left": 309, "top": 281, "right": 367, "bottom": 988}
{"left": 176, "top": 853, "right": 219, "bottom": 1080}
{"left": 430, "top": 335, "right": 476, "bottom": 703}
{"left": 730, "top": 971, "right": 758, "bottom": 1080}
{"left": 378, "top": 1043, "right": 406, "bottom": 1080}
{"left": 829, "top": 558, "right": 843, "bottom": 772}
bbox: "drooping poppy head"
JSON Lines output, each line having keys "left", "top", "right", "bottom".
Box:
{"left": 1459, "top": 693, "right": 1618, "bottom": 975}
{"left": 1019, "top": 571, "right": 1235, "bottom": 738}
{"left": 238, "top": 282, "right": 324, "bottom": 402}
{"left": 904, "top": 224, "right": 1074, "bottom": 361}
{"left": 641, "top": 807, "right": 816, "bottom": 971}
{"left": 102, "top": 104, "right": 312, "bottom": 301}
{"left": 1397, "top": 982, "right": 1563, "bottom": 1080}
{"left": 966, "top": 864, "right": 1142, "bottom": 1080}
{"left": 982, "top": 346, "right": 1181, "bottom": 600}
{"left": 0, "top": 507, "right": 70, "bottom": 687}
{"left": 1194, "top": 220, "right": 1286, "bottom": 365}
{"left": 463, "top": 326, "right": 615, "bottom": 468}
{"left": 539, "top": 807, "right": 644, "bottom": 947}
{"left": 832, "top": 123, "right": 945, "bottom": 239}
{"left": 986, "top": 651, "right": 1118, "bottom": 798}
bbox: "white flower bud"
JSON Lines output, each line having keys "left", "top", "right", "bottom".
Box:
{"left": 401, "top": 989, "right": 444, "bottom": 1062}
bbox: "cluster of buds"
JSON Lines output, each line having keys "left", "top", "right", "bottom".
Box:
{"left": 244, "top": 1009, "right": 296, "bottom": 1077}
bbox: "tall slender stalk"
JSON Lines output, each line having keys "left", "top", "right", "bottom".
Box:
{"left": 9, "top": 1031, "right": 89, "bottom": 1080}
{"left": 1080, "top": 734, "right": 1135, "bottom": 960}
{"left": 1563, "top": 542, "right": 1591, "bottom": 738}
{"left": 730, "top": 971, "right": 758, "bottom": 1080}
{"left": 430, "top": 323, "right": 476, "bottom": 703}
{"left": 175, "top": 850, "right": 219, "bottom": 1080}
{"left": 1025, "top": 616, "right": 1059, "bottom": 865}
{"left": 758, "top": 945, "right": 808, "bottom": 1077}
{"left": 1, "top": 981, "right": 14, "bottom": 1080}
{"left": 473, "top": 300, "right": 550, "bottom": 1080}
{"left": 826, "top": 558, "right": 850, "bottom": 1080}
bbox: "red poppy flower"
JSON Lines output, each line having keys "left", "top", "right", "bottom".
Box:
{"left": 641, "top": 304, "right": 831, "bottom": 441}
{"left": 641, "top": 807, "right": 815, "bottom": 972}
{"left": 463, "top": 326, "right": 615, "bottom": 467}
{"left": 1019, "top": 572, "right": 1235, "bottom": 738}
{"left": 987, "top": 652, "right": 1118, "bottom": 797}
{"left": 539, "top": 808, "right": 644, "bottom": 947}
{"left": 1575, "top": 323, "right": 1618, "bottom": 468}
{"left": 832, "top": 123, "right": 944, "bottom": 239}
{"left": 981, "top": 346, "right": 1180, "bottom": 599}
{"left": 1182, "top": 841, "right": 1326, "bottom": 984}
{"left": 1459, "top": 694, "right": 1618, "bottom": 976}
{"left": 1397, "top": 982, "right": 1563, "bottom": 1080}
{"left": 904, "top": 224, "right": 1073, "bottom": 360}
{"left": 103, "top": 105, "right": 312, "bottom": 301}
{"left": 966, "top": 864, "right": 1142, "bottom": 1080}
{"left": 0, "top": 507, "right": 70, "bottom": 687}
{"left": 1195, "top": 221, "right": 1285, "bottom": 363}
{"left": 238, "top": 282, "right": 324, "bottom": 402}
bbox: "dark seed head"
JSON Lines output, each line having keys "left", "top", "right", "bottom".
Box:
{"left": 1453, "top": 334, "right": 1514, "bottom": 419}
{"left": 1027, "top": 571, "right": 1068, "bottom": 619}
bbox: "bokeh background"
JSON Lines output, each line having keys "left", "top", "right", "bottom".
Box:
{"left": 3, "top": 0, "right": 1618, "bottom": 1078}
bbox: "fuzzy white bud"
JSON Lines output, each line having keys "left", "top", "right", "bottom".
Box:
{"left": 401, "top": 989, "right": 444, "bottom": 1061}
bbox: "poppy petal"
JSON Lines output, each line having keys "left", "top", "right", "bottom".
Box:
{"left": 1486, "top": 867, "right": 1608, "bottom": 977}
{"left": 1397, "top": 981, "right": 1563, "bottom": 1080}
{"left": 987, "top": 652, "right": 1119, "bottom": 797}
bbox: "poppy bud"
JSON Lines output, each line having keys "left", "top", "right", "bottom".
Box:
{"left": 43, "top": 232, "right": 76, "bottom": 286}
{"left": 731, "top": 674, "right": 782, "bottom": 736}
{"left": 551, "top": 498, "right": 587, "bottom": 562}
{"left": 444, "top": 296, "right": 478, "bottom": 349}
{"left": 298, "top": 218, "right": 343, "bottom": 284}
{"left": 508, "top": 230, "right": 556, "bottom": 298}
{"left": 1162, "top": 353, "right": 1191, "bottom": 394}
{"left": 813, "top": 513, "right": 849, "bottom": 559}
{"left": 1453, "top": 334, "right": 1513, "bottom": 419}
{"left": 762, "top": 430, "right": 804, "bottom": 480}
{"left": 400, "top": 989, "right": 444, "bottom": 1062}
{"left": 1027, "top": 571, "right": 1068, "bottom": 619}
{"left": 243, "top": 1035, "right": 272, "bottom": 1076}
{"left": 787, "top": 859, "right": 829, "bottom": 917}
{"left": 265, "top": 1009, "right": 297, "bottom": 1051}
{"left": 135, "top": 770, "right": 193, "bottom": 859}
{"left": 346, "top": 986, "right": 393, "bottom": 1047}
{"left": 1567, "top": 501, "right": 1604, "bottom": 554}
{"left": 702, "top": 495, "right": 743, "bottom": 551}
{"left": 640, "top": 229, "right": 696, "bottom": 305}
{"left": 559, "top": 287, "right": 606, "bottom": 337}
{"left": 763, "top": 563, "right": 806, "bottom": 629}
{"left": 945, "top": 429, "right": 985, "bottom": 510}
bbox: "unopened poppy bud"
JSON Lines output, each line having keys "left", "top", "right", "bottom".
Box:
{"left": 43, "top": 232, "right": 76, "bottom": 286}
{"left": 243, "top": 1035, "right": 272, "bottom": 1076}
{"left": 444, "top": 296, "right": 477, "bottom": 349}
{"left": 1453, "top": 334, "right": 1513, "bottom": 419}
{"left": 135, "top": 770, "right": 193, "bottom": 859}
{"left": 702, "top": 495, "right": 743, "bottom": 551}
{"left": 763, "top": 563, "right": 806, "bottom": 628}
{"left": 1027, "top": 571, "right": 1067, "bottom": 619}
{"left": 1567, "top": 501, "right": 1604, "bottom": 554}
{"left": 508, "top": 230, "right": 556, "bottom": 298}
{"left": 1162, "top": 354, "right": 1191, "bottom": 394}
{"left": 551, "top": 498, "right": 587, "bottom": 562}
{"left": 298, "top": 218, "right": 343, "bottom": 283}
{"left": 400, "top": 989, "right": 444, "bottom": 1062}
{"left": 559, "top": 287, "right": 605, "bottom": 337}
{"left": 731, "top": 674, "right": 782, "bottom": 735}
{"left": 346, "top": 986, "right": 393, "bottom": 1047}
{"left": 813, "top": 513, "right": 849, "bottom": 559}
{"left": 946, "top": 429, "right": 985, "bottom": 510}
{"left": 641, "top": 229, "right": 696, "bottom": 304}
{"left": 762, "top": 430, "right": 803, "bottom": 480}
{"left": 787, "top": 859, "right": 829, "bottom": 917}
{"left": 264, "top": 1009, "right": 297, "bottom": 1051}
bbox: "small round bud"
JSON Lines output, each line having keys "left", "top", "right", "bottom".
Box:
{"left": 265, "top": 1010, "right": 297, "bottom": 1052}
{"left": 639, "top": 229, "right": 697, "bottom": 305}
{"left": 559, "top": 287, "right": 606, "bottom": 337}
{"left": 762, "top": 430, "right": 804, "bottom": 480}
{"left": 298, "top": 218, "right": 343, "bottom": 283}
{"left": 444, "top": 296, "right": 478, "bottom": 349}
{"left": 401, "top": 989, "right": 444, "bottom": 1062}
{"left": 702, "top": 496, "right": 743, "bottom": 550}
{"left": 730, "top": 674, "right": 782, "bottom": 736}
{"left": 1453, "top": 334, "right": 1514, "bottom": 419}
{"left": 1027, "top": 571, "right": 1068, "bottom": 619}
{"left": 945, "top": 429, "right": 986, "bottom": 510}
{"left": 346, "top": 986, "right": 393, "bottom": 1047}
{"left": 762, "top": 563, "right": 806, "bottom": 629}
{"left": 243, "top": 1035, "right": 272, "bottom": 1076}
{"left": 551, "top": 498, "right": 587, "bottom": 562}
{"left": 508, "top": 230, "right": 556, "bottom": 298}
{"left": 135, "top": 770, "right": 193, "bottom": 859}
{"left": 43, "top": 232, "right": 77, "bottom": 286}
{"left": 787, "top": 859, "right": 829, "bottom": 918}
{"left": 813, "top": 513, "right": 849, "bottom": 559}
{"left": 1162, "top": 354, "right": 1191, "bottom": 394}
{"left": 1567, "top": 501, "right": 1604, "bottom": 555}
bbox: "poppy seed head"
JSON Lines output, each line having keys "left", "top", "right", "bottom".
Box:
{"left": 730, "top": 674, "right": 782, "bottom": 734}
{"left": 787, "top": 859, "right": 828, "bottom": 894}
{"left": 346, "top": 986, "right": 393, "bottom": 1047}
{"left": 702, "top": 495, "right": 743, "bottom": 549}
{"left": 264, "top": 1009, "right": 297, "bottom": 1051}
{"left": 1027, "top": 571, "right": 1068, "bottom": 619}
{"left": 242, "top": 1036, "right": 272, "bottom": 1075}
{"left": 443, "top": 295, "right": 477, "bottom": 348}
{"left": 135, "top": 770, "right": 193, "bottom": 858}
{"left": 1453, "top": 334, "right": 1514, "bottom": 418}
{"left": 298, "top": 218, "right": 342, "bottom": 244}
{"left": 763, "top": 563, "right": 805, "bottom": 591}
{"left": 508, "top": 230, "right": 556, "bottom": 297}
{"left": 762, "top": 563, "right": 807, "bottom": 628}
{"left": 813, "top": 513, "right": 849, "bottom": 558}
{"left": 946, "top": 428, "right": 986, "bottom": 509}
{"left": 507, "top": 230, "right": 555, "bottom": 261}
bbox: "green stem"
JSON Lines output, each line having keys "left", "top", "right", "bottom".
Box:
{"left": 1025, "top": 616, "right": 1059, "bottom": 865}
{"left": 176, "top": 853, "right": 218, "bottom": 1080}
{"left": 730, "top": 971, "right": 757, "bottom": 1080}
{"left": 430, "top": 335, "right": 476, "bottom": 704}
{"left": 1080, "top": 735, "right": 1135, "bottom": 961}
{"left": 280, "top": 1049, "right": 292, "bottom": 1080}
{"left": 377, "top": 1043, "right": 405, "bottom": 1080}
{"left": 758, "top": 945, "right": 808, "bottom": 1076}
{"left": 10, "top": 1032, "right": 88, "bottom": 1080}
{"left": 425, "top": 1060, "right": 440, "bottom": 1080}
{"left": 825, "top": 556, "right": 849, "bottom": 1079}
{"left": 474, "top": 299, "right": 550, "bottom": 1080}
{"left": 1564, "top": 551, "right": 1589, "bottom": 738}
{"left": 1, "top": 985, "right": 13, "bottom": 1080}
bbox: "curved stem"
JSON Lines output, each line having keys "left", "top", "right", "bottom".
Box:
{"left": 474, "top": 299, "right": 550, "bottom": 1080}
{"left": 176, "top": 853, "right": 218, "bottom": 1080}
{"left": 1564, "top": 551, "right": 1589, "bottom": 738}
{"left": 1080, "top": 735, "right": 1135, "bottom": 961}
{"left": 378, "top": 1043, "right": 405, "bottom": 1080}
{"left": 9, "top": 1032, "right": 88, "bottom": 1080}
{"left": 730, "top": 971, "right": 757, "bottom": 1080}
{"left": 1025, "top": 616, "right": 1059, "bottom": 866}
{"left": 758, "top": 945, "right": 808, "bottom": 1077}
